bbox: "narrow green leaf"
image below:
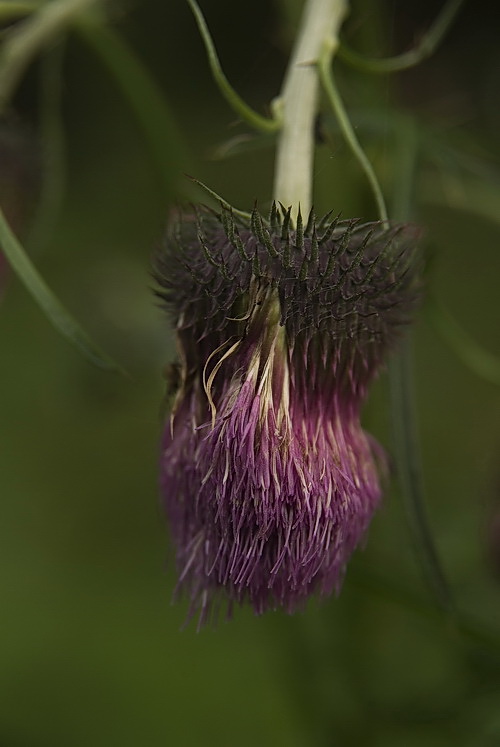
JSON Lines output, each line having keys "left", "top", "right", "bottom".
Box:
{"left": 185, "top": 0, "right": 281, "bottom": 134}
{"left": 0, "top": 207, "right": 125, "bottom": 373}
{"left": 337, "top": 0, "right": 466, "bottom": 74}
{"left": 318, "top": 41, "right": 389, "bottom": 223}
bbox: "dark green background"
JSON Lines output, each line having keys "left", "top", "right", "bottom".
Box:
{"left": 1, "top": 1, "right": 500, "bottom": 745}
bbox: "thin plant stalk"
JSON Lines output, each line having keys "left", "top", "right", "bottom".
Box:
{"left": 318, "top": 52, "right": 453, "bottom": 611}
{"left": 337, "top": 0, "right": 466, "bottom": 74}
{"left": 272, "top": 0, "right": 348, "bottom": 216}
{"left": 186, "top": 0, "right": 280, "bottom": 134}
{"left": 318, "top": 45, "right": 388, "bottom": 223}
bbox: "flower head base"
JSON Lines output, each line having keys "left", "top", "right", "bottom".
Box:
{"left": 156, "top": 203, "right": 420, "bottom": 625}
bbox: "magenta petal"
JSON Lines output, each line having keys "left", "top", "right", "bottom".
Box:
{"left": 161, "top": 347, "right": 383, "bottom": 624}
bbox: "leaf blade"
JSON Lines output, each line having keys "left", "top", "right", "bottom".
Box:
{"left": 0, "top": 207, "right": 125, "bottom": 373}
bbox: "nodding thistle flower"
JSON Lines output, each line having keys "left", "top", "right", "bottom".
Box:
{"left": 156, "top": 202, "right": 420, "bottom": 625}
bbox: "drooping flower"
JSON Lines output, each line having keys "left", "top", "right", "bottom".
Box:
{"left": 155, "top": 202, "right": 420, "bottom": 625}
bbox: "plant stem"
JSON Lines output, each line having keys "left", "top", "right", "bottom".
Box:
{"left": 272, "top": 0, "right": 347, "bottom": 218}
{"left": 337, "top": 0, "right": 466, "bottom": 74}
{"left": 318, "top": 51, "right": 388, "bottom": 223}
{"left": 186, "top": 0, "right": 280, "bottom": 134}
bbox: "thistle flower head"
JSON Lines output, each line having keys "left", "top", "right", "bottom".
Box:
{"left": 156, "top": 203, "right": 420, "bottom": 626}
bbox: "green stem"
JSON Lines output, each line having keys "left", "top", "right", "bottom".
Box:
{"left": 273, "top": 0, "right": 348, "bottom": 218}
{"left": 318, "top": 45, "right": 388, "bottom": 222}
{"left": 186, "top": 0, "right": 280, "bottom": 134}
{"left": 338, "top": 0, "right": 466, "bottom": 74}
{"left": 318, "top": 57, "right": 453, "bottom": 614}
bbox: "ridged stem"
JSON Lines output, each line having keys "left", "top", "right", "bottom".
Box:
{"left": 272, "top": 0, "right": 348, "bottom": 218}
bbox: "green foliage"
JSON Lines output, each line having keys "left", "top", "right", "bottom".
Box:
{"left": 0, "top": 206, "right": 124, "bottom": 370}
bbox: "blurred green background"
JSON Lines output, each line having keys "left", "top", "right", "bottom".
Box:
{"left": 1, "top": 0, "right": 500, "bottom": 745}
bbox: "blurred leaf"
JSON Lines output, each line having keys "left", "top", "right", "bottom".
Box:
{"left": 26, "top": 42, "right": 67, "bottom": 252}
{"left": 0, "top": 0, "right": 99, "bottom": 112}
{"left": 210, "top": 132, "right": 276, "bottom": 160}
{"left": 427, "top": 295, "right": 500, "bottom": 387}
{"left": 319, "top": 108, "right": 500, "bottom": 206}
{"left": 77, "top": 20, "right": 188, "bottom": 198}
{"left": 422, "top": 174, "right": 500, "bottom": 229}
{"left": 423, "top": 131, "right": 500, "bottom": 185}
{"left": 0, "top": 206, "right": 125, "bottom": 372}
{"left": 388, "top": 340, "right": 455, "bottom": 615}
{"left": 351, "top": 562, "right": 500, "bottom": 654}
{"left": 386, "top": 118, "right": 456, "bottom": 618}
